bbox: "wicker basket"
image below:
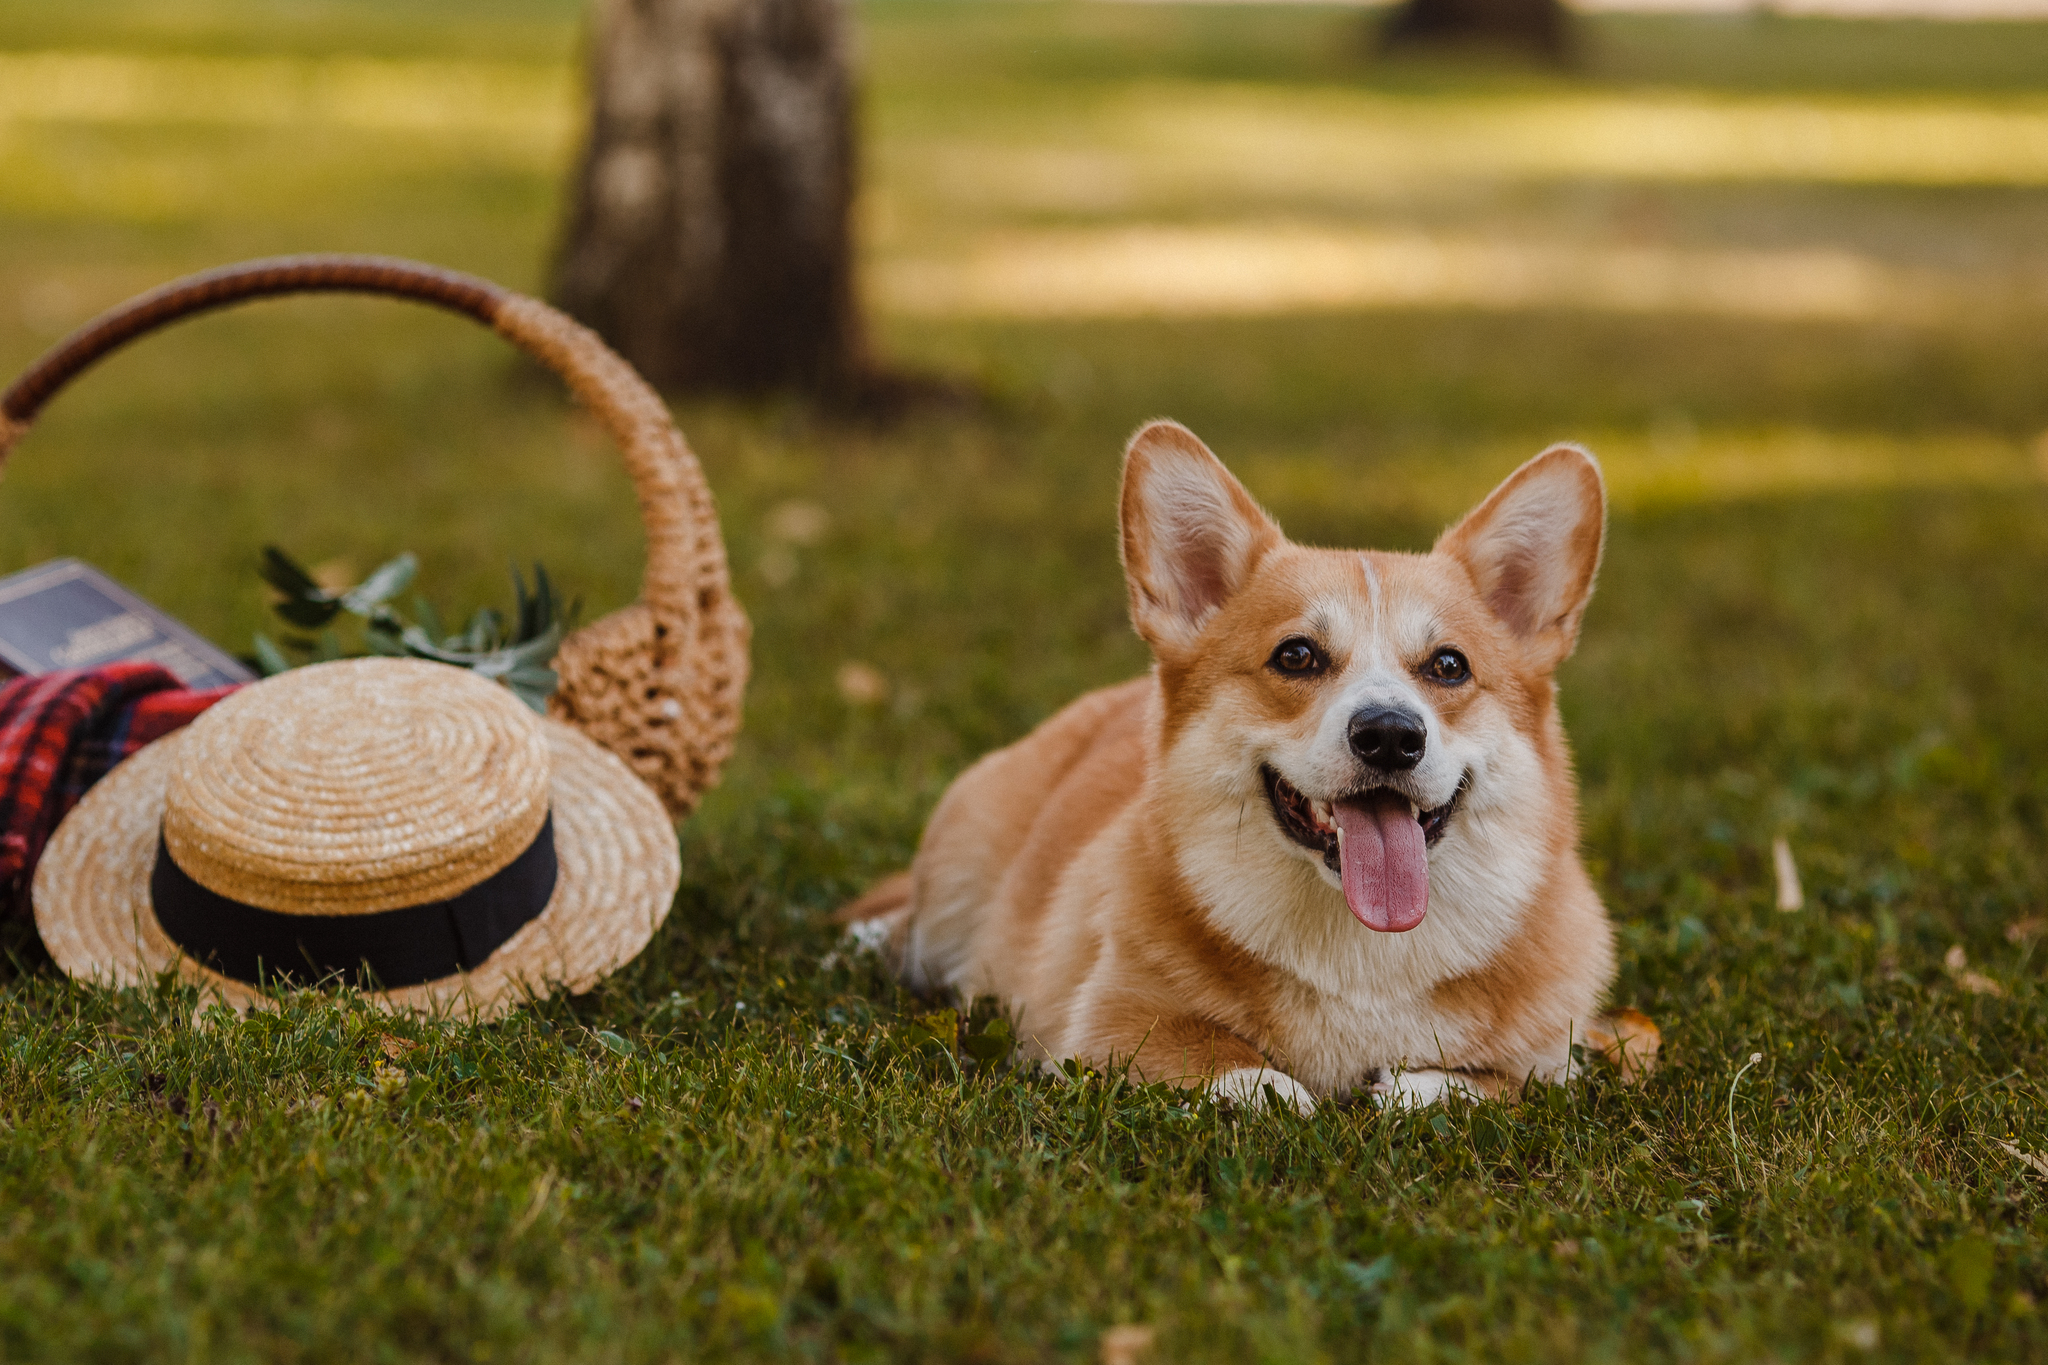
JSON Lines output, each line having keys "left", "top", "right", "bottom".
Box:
{"left": 0, "top": 255, "right": 748, "bottom": 822}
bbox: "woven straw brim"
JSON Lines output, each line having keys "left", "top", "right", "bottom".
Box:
{"left": 32, "top": 719, "right": 680, "bottom": 1021}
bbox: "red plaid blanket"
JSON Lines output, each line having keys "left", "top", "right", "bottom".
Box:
{"left": 0, "top": 662, "right": 241, "bottom": 916}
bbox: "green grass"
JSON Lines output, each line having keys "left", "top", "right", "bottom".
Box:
{"left": 4, "top": 2, "right": 2048, "bottom": 1361}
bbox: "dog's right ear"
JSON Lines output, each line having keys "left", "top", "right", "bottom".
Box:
{"left": 1120, "top": 421, "right": 1282, "bottom": 654}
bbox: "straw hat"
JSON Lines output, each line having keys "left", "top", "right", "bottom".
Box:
{"left": 32, "top": 657, "right": 681, "bottom": 1020}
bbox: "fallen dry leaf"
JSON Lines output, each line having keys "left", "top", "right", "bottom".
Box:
{"left": 378, "top": 1033, "right": 419, "bottom": 1061}
{"left": 1100, "top": 1324, "right": 1155, "bottom": 1365}
{"left": 1995, "top": 1140, "right": 2048, "bottom": 1178}
{"left": 1772, "top": 836, "right": 1804, "bottom": 912}
{"left": 1944, "top": 946, "right": 2007, "bottom": 997}
{"left": 765, "top": 499, "right": 831, "bottom": 546}
{"left": 836, "top": 661, "right": 889, "bottom": 706}
{"left": 1583, "top": 1008, "right": 1662, "bottom": 1085}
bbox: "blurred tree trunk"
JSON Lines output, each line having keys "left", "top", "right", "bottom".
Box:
{"left": 552, "top": 0, "right": 863, "bottom": 396}
{"left": 1380, "top": 0, "right": 1572, "bottom": 59}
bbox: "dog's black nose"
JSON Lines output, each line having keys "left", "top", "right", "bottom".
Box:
{"left": 1348, "top": 706, "right": 1427, "bottom": 771}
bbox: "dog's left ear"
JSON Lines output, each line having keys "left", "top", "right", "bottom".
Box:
{"left": 1121, "top": 420, "right": 1283, "bottom": 654}
{"left": 1435, "top": 444, "right": 1606, "bottom": 671}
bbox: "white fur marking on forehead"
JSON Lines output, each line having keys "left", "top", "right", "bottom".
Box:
{"left": 1359, "top": 555, "right": 1383, "bottom": 636}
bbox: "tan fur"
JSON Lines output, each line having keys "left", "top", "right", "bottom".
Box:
{"left": 856, "top": 421, "right": 1618, "bottom": 1104}
{"left": 835, "top": 871, "right": 913, "bottom": 926}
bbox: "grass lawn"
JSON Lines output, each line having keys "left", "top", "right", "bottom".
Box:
{"left": 5, "top": 2, "right": 2048, "bottom": 1360}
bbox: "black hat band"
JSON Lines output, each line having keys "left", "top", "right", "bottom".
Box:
{"left": 151, "top": 812, "right": 558, "bottom": 990}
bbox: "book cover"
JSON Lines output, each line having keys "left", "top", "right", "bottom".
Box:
{"left": 0, "top": 559, "right": 256, "bottom": 690}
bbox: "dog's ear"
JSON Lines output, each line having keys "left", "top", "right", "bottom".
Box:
{"left": 1120, "top": 421, "right": 1283, "bottom": 654}
{"left": 1435, "top": 444, "right": 1606, "bottom": 670}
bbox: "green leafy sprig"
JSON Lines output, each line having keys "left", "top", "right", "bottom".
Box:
{"left": 254, "top": 547, "right": 579, "bottom": 714}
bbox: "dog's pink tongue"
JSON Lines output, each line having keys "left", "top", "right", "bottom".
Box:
{"left": 1336, "top": 791, "right": 1429, "bottom": 932}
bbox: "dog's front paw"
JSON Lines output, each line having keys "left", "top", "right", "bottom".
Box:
{"left": 1368, "top": 1068, "right": 1481, "bottom": 1109}
{"left": 1209, "top": 1067, "right": 1318, "bottom": 1116}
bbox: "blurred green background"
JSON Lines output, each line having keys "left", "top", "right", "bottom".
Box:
{"left": 3, "top": 0, "right": 2046, "bottom": 844}
{"left": 3, "top": 2, "right": 2048, "bottom": 1360}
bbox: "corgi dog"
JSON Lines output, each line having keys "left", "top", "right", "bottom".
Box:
{"left": 845, "top": 420, "right": 1627, "bottom": 1111}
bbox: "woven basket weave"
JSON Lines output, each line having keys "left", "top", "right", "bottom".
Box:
{"left": 0, "top": 255, "right": 748, "bottom": 821}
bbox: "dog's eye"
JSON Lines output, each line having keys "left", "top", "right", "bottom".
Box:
{"left": 1425, "top": 649, "right": 1471, "bottom": 685}
{"left": 1269, "top": 639, "right": 1324, "bottom": 675}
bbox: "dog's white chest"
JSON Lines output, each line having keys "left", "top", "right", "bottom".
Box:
{"left": 1191, "top": 834, "right": 1543, "bottom": 1093}
{"left": 1264, "top": 973, "right": 1476, "bottom": 1094}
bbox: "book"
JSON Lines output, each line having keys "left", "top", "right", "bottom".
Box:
{"left": 0, "top": 559, "right": 255, "bottom": 690}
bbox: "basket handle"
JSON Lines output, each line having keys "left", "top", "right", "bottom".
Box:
{"left": 0, "top": 255, "right": 748, "bottom": 820}
{"left": 0, "top": 254, "right": 714, "bottom": 655}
